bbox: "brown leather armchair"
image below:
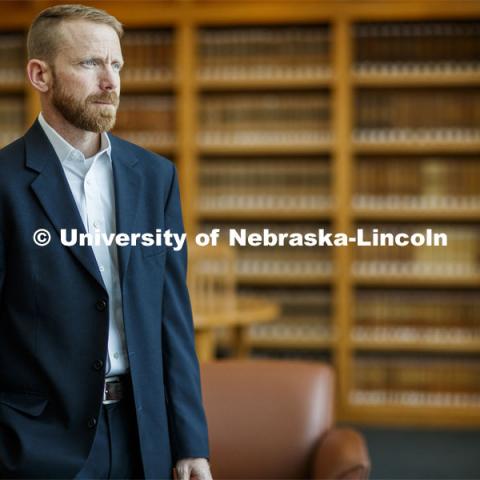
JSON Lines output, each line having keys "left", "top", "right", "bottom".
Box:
{"left": 200, "top": 360, "right": 370, "bottom": 479}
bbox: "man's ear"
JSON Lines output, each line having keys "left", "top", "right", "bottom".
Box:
{"left": 26, "top": 59, "right": 52, "bottom": 93}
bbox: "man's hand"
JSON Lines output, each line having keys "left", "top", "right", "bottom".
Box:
{"left": 175, "top": 457, "right": 212, "bottom": 480}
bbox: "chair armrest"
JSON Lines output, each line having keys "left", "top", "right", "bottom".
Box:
{"left": 312, "top": 427, "right": 371, "bottom": 480}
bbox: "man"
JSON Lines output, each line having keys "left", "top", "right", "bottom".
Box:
{"left": 0, "top": 4, "right": 212, "bottom": 479}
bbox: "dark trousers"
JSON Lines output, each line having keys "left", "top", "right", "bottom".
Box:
{"left": 75, "top": 378, "right": 144, "bottom": 479}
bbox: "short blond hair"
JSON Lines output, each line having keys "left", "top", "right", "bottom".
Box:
{"left": 27, "top": 4, "right": 123, "bottom": 63}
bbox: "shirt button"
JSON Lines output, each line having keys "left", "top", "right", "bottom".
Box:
{"left": 93, "top": 360, "right": 104, "bottom": 371}
{"left": 99, "top": 266, "right": 105, "bottom": 272}
{"left": 95, "top": 299, "right": 107, "bottom": 311}
{"left": 93, "top": 221, "right": 100, "bottom": 228}
{"left": 87, "top": 417, "right": 97, "bottom": 429}
{"left": 113, "top": 352, "right": 120, "bottom": 360}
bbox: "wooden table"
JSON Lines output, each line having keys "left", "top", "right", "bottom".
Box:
{"left": 193, "top": 295, "right": 280, "bottom": 362}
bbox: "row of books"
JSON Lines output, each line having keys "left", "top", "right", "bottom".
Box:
{"left": 353, "top": 355, "right": 480, "bottom": 402}
{"left": 198, "top": 26, "right": 331, "bottom": 80}
{"left": 199, "top": 157, "right": 331, "bottom": 211}
{"left": 241, "top": 287, "right": 332, "bottom": 341}
{"left": 198, "top": 93, "right": 331, "bottom": 146}
{"left": 350, "top": 390, "right": 480, "bottom": 407}
{"left": 113, "top": 95, "right": 176, "bottom": 146}
{"left": 354, "top": 21, "right": 480, "bottom": 69}
{"left": 354, "top": 156, "right": 480, "bottom": 209}
{"left": 249, "top": 288, "right": 331, "bottom": 340}
{"left": 197, "top": 154, "right": 480, "bottom": 212}
{"left": 251, "top": 349, "right": 331, "bottom": 362}
{"left": 198, "top": 222, "right": 480, "bottom": 277}
{"left": 354, "top": 62, "right": 480, "bottom": 75}
{"left": 0, "top": 96, "right": 24, "bottom": 147}
{"left": 356, "top": 89, "right": 480, "bottom": 129}
{"left": 249, "top": 324, "right": 480, "bottom": 347}
{"left": 353, "top": 128, "right": 480, "bottom": 144}
{"left": 355, "top": 289, "right": 480, "bottom": 329}
{"left": 228, "top": 260, "right": 480, "bottom": 281}
{"left": 236, "top": 251, "right": 332, "bottom": 276}
{"left": 249, "top": 318, "right": 332, "bottom": 343}
{"left": 240, "top": 287, "right": 331, "bottom": 317}
{"left": 242, "top": 286, "right": 479, "bottom": 345}
{"left": 201, "top": 222, "right": 333, "bottom": 277}
{"left": 200, "top": 193, "right": 331, "bottom": 212}
{"left": 121, "top": 30, "right": 174, "bottom": 81}
{"left": 354, "top": 224, "right": 479, "bottom": 276}
{"left": 353, "top": 327, "right": 480, "bottom": 343}
{"left": 0, "top": 33, "right": 24, "bottom": 85}
{"left": 5, "top": 87, "right": 478, "bottom": 152}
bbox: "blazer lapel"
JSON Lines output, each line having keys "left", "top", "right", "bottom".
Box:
{"left": 109, "top": 135, "right": 143, "bottom": 288}
{"left": 25, "top": 120, "right": 106, "bottom": 291}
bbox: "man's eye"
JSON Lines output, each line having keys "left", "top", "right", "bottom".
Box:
{"left": 82, "top": 59, "right": 97, "bottom": 67}
{"left": 112, "top": 63, "right": 122, "bottom": 72}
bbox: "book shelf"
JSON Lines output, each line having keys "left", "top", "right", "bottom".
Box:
{"left": 1, "top": 0, "right": 480, "bottom": 428}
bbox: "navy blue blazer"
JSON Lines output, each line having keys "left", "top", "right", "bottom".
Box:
{"left": 0, "top": 120, "right": 209, "bottom": 478}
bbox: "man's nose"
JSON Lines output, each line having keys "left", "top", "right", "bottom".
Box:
{"left": 99, "top": 65, "right": 119, "bottom": 91}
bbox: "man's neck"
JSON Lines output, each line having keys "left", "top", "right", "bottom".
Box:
{"left": 41, "top": 107, "right": 101, "bottom": 158}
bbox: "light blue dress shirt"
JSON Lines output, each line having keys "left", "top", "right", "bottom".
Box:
{"left": 38, "top": 113, "right": 128, "bottom": 377}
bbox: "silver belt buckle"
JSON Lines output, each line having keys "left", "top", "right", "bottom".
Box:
{"left": 103, "top": 376, "right": 121, "bottom": 404}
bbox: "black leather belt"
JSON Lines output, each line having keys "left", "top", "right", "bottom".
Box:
{"left": 103, "top": 376, "right": 126, "bottom": 404}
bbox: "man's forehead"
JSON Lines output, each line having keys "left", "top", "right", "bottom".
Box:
{"left": 57, "top": 20, "right": 122, "bottom": 56}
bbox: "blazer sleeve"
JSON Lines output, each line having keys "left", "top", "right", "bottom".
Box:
{"left": 161, "top": 164, "right": 210, "bottom": 461}
{"left": 0, "top": 233, "right": 4, "bottom": 301}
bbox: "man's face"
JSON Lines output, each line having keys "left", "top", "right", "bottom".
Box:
{"left": 49, "top": 20, "right": 123, "bottom": 133}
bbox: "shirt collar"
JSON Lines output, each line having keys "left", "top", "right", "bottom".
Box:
{"left": 38, "top": 112, "right": 112, "bottom": 164}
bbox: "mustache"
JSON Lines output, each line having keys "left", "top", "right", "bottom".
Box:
{"left": 88, "top": 93, "right": 119, "bottom": 107}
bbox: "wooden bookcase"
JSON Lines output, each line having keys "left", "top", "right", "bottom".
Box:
{"left": 1, "top": 0, "right": 480, "bottom": 428}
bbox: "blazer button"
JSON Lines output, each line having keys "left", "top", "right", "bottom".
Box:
{"left": 96, "top": 299, "right": 107, "bottom": 311}
{"left": 93, "top": 360, "right": 104, "bottom": 371}
{"left": 87, "top": 417, "right": 97, "bottom": 429}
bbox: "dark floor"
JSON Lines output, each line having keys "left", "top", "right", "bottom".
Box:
{"left": 349, "top": 427, "right": 480, "bottom": 479}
